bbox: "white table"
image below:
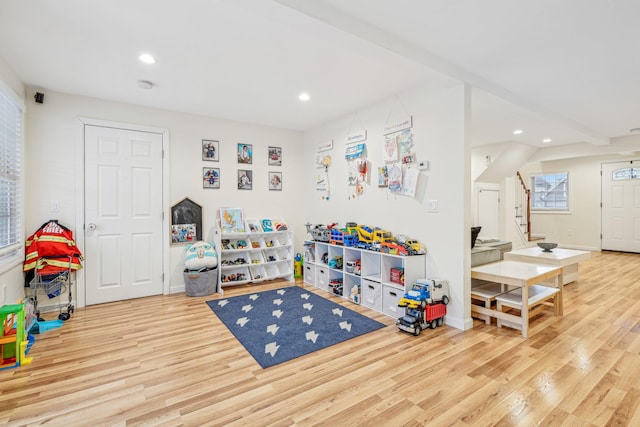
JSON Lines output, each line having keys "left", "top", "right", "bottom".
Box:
{"left": 471, "top": 260, "right": 563, "bottom": 338}
{"left": 503, "top": 247, "right": 591, "bottom": 285}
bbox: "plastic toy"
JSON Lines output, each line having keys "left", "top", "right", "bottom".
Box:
{"left": 329, "top": 229, "right": 346, "bottom": 245}
{"left": 1, "top": 303, "right": 33, "bottom": 369}
{"left": 397, "top": 302, "right": 447, "bottom": 335}
{"left": 416, "top": 279, "right": 450, "bottom": 305}
{"left": 380, "top": 241, "right": 409, "bottom": 256}
{"left": 343, "top": 234, "right": 358, "bottom": 247}
{"left": 305, "top": 223, "right": 331, "bottom": 242}
{"left": 329, "top": 279, "right": 343, "bottom": 296}
{"left": 397, "top": 282, "right": 430, "bottom": 309}
{"left": 349, "top": 284, "right": 360, "bottom": 303}
{"left": 390, "top": 267, "right": 404, "bottom": 285}
{"left": 328, "top": 256, "right": 343, "bottom": 269}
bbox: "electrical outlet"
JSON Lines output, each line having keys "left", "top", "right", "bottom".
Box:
{"left": 417, "top": 160, "right": 430, "bottom": 171}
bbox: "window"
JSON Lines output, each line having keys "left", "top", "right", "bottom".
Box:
{"left": 530, "top": 172, "right": 568, "bottom": 210}
{"left": 0, "top": 87, "right": 22, "bottom": 257}
{"left": 612, "top": 167, "right": 640, "bottom": 180}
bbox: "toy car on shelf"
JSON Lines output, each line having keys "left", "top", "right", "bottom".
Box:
{"left": 397, "top": 302, "right": 447, "bottom": 336}
{"left": 328, "top": 256, "right": 343, "bottom": 269}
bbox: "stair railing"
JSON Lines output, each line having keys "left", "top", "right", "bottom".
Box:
{"left": 516, "top": 171, "right": 532, "bottom": 241}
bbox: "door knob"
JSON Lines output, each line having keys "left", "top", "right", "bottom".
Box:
{"left": 87, "top": 223, "right": 97, "bottom": 230}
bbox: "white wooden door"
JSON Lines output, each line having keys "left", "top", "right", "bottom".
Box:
{"left": 478, "top": 188, "right": 500, "bottom": 238}
{"left": 602, "top": 160, "right": 640, "bottom": 253}
{"left": 84, "top": 125, "right": 164, "bottom": 304}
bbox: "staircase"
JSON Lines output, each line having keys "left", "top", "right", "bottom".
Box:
{"left": 515, "top": 172, "right": 542, "bottom": 242}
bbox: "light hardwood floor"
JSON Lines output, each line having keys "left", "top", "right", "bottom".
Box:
{"left": 2, "top": 251, "right": 640, "bottom": 426}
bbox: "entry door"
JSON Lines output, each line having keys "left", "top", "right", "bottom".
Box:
{"left": 478, "top": 188, "right": 500, "bottom": 238}
{"left": 84, "top": 125, "right": 164, "bottom": 305}
{"left": 601, "top": 160, "right": 640, "bottom": 252}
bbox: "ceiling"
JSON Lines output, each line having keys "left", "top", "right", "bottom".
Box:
{"left": 1, "top": 0, "right": 639, "bottom": 150}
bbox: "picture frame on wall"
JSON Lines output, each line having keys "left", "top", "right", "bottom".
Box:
{"left": 269, "top": 171, "right": 282, "bottom": 191}
{"left": 237, "top": 143, "right": 253, "bottom": 164}
{"left": 203, "top": 167, "right": 220, "bottom": 189}
{"left": 237, "top": 169, "right": 253, "bottom": 190}
{"left": 268, "top": 146, "right": 282, "bottom": 166}
{"left": 170, "top": 197, "right": 203, "bottom": 244}
{"left": 202, "top": 139, "right": 219, "bottom": 161}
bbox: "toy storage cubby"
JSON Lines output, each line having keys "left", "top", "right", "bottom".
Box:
{"left": 215, "top": 220, "right": 294, "bottom": 293}
{"left": 303, "top": 239, "right": 425, "bottom": 319}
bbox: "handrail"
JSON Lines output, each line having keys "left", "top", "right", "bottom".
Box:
{"left": 516, "top": 172, "right": 532, "bottom": 241}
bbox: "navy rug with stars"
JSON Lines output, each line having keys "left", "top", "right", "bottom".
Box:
{"left": 206, "top": 286, "right": 385, "bottom": 368}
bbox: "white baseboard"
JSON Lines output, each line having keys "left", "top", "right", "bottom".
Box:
{"left": 444, "top": 315, "right": 471, "bottom": 331}
{"left": 169, "top": 285, "right": 185, "bottom": 294}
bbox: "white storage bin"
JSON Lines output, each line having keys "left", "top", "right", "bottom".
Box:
{"left": 304, "top": 264, "right": 316, "bottom": 285}
{"left": 362, "top": 279, "right": 382, "bottom": 311}
{"left": 316, "top": 267, "right": 329, "bottom": 292}
{"left": 381, "top": 284, "right": 404, "bottom": 318}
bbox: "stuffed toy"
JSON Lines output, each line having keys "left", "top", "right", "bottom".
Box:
{"left": 184, "top": 241, "right": 218, "bottom": 270}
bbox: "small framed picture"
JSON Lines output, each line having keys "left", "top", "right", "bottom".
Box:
{"left": 268, "top": 146, "right": 282, "bottom": 166}
{"left": 237, "top": 169, "right": 253, "bottom": 190}
{"left": 237, "top": 143, "right": 253, "bottom": 164}
{"left": 269, "top": 171, "right": 282, "bottom": 191}
{"left": 203, "top": 167, "right": 220, "bottom": 189}
{"left": 202, "top": 139, "right": 219, "bottom": 161}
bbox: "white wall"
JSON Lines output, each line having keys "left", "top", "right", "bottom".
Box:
{"left": 0, "top": 55, "right": 26, "bottom": 306}
{"left": 520, "top": 153, "right": 640, "bottom": 250}
{"left": 302, "top": 82, "right": 472, "bottom": 330}
{"left": 23, "top": 88, "right": 304, "bottom": 304}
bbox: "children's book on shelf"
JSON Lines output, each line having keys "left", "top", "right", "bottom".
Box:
{"left": 219, "top": 208, "right": 244, "bottom": 233}
{"left": 273, "top": 219, "right": 288, "bottom": 231}
{"left": 261, "top": 219, "right": 274, "bottom": 232}
{"left": 246, "top": 219, "right": 263, "bottom": 233}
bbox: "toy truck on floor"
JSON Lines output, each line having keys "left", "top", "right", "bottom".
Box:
{"left": 416, "top": 278, "right": 450, "bottom": 305}
{"left": 397, "top": 302, "right": 447, "bottom": 335}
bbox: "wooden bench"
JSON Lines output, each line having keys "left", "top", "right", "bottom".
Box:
{"left": 494, "top": 284, "right": 561, "bottom": 331}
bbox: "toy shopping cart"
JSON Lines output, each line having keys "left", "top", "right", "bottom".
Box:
{"left": 28, "top": 257, "right": 75, "bottom": 321}
{"left": 23, "top": 220, "right": 82, "bottom": 322}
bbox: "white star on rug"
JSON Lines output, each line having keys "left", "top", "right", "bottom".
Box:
{"left": 339, "top": 321, "right": 352, "bottom": 332}
{"left": 265, "top": 342, "right": 280, "bottom": 357}
{"left": 305, "top": 331, "right": 319, "bottom": 343}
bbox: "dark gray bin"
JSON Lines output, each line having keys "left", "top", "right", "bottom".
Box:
{"left": 184, "top": 268, "right": 217, "bottom": 297}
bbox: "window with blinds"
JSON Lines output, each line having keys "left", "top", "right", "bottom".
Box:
{"left": 0, "top": 88, "right": 22, "bottom": 256}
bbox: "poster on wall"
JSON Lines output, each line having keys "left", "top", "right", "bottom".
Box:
{"left": 378, "top": 166, "right": 389, "bottom": 187}
{"left": 387, "top": 164, "right": 402, "bottom": 192}
{"left": 383, "top": 137, "right": 398, "bottom": 161}
{"left": 400, "top": 167, "right": 419, "bottom": 197}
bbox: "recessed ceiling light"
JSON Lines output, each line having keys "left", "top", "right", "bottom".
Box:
{"left": 513, "top": 129, "right": 523, "bottom": 135}
{"left": 137, "top": 80, "right": 153, "bottom": 90}
{"left": 542, "top": 138, "right": 552, "bottom": 143}
{"left": 298, "top": 93, "right": 310, "bottom": 101}
{"left": 139, "top": 54, "right": 156, "bottom": 64}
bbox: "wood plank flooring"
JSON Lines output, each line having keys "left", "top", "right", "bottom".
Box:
{"left": 1, "top": 250, "right": 640, "bottom": 426}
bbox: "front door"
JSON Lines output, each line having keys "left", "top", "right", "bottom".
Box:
{"left": 601, "top": 160, "right": 640, "bottom": 253}
{"left": 84, "top": 125, "right": 164, "bottom": 304}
